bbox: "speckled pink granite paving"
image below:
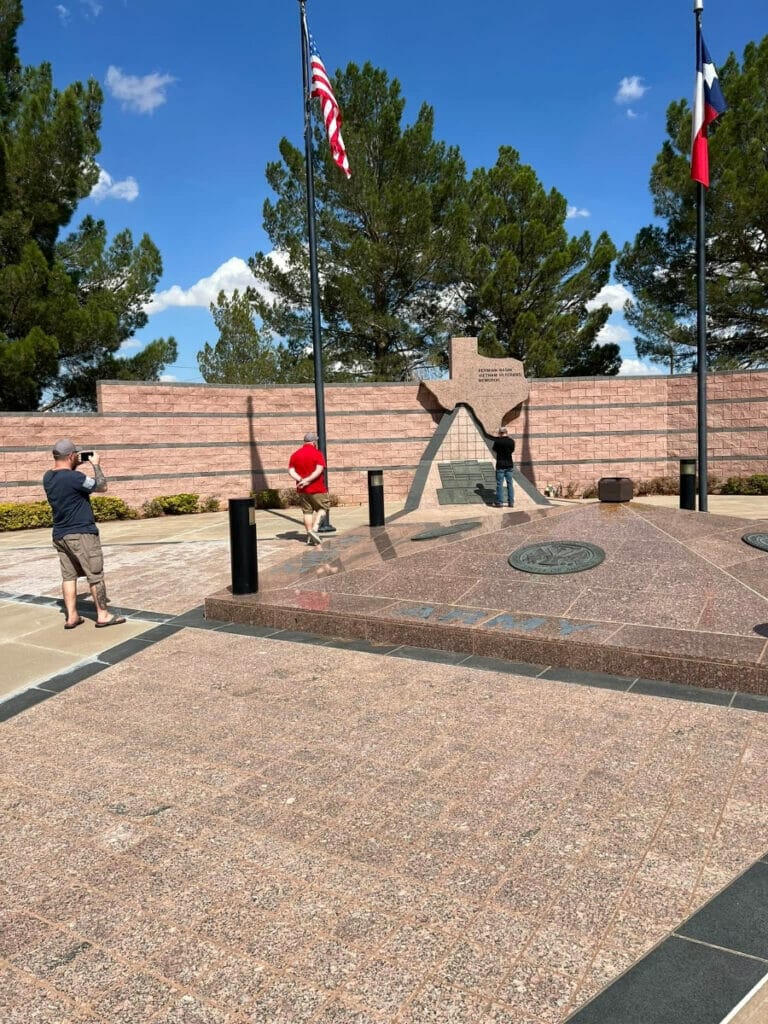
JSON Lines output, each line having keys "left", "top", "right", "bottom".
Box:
{"left": 2, "top": 629, "right": 768, "bottom": 1023}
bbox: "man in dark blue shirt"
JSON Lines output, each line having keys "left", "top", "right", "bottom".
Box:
{"left": 492, "top": 426, "right": 516, "bottom": 508}
{"left": 43, "top": 439, "right": 125, "bottom": 629}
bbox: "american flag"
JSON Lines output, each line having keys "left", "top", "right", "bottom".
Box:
{"left": 309, "top": 35, "right": 351, "bottom": 179}
{"left": 691, "top": 33, "right": 726, "bottom": 187}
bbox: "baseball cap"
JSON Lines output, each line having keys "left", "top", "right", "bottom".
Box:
{"left": 52, "top": 439, "right": 79, "bottom": 458}
{"left": 304, "top": 431, "right": 318, "bottom": 443}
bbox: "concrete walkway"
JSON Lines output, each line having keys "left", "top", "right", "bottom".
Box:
{"left": 0, "top": 505, "right": 382, "bottom": 702}
{"left": 1, "top": 499, "right": 767, "bottom": 1023}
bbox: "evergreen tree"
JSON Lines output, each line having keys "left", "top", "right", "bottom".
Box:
{"left": 0, "top": 1, "right": 175, "bottom": 410}
{"left": 197, "top": 289, "right": 282, "bottom": 384}
{"left": 451, "top": 147, "right": 619, "bottom": 377}
{"left": 250, "top": 63, "right": 468, "bottom": 381}
{"left": 617, "top": 36, "right": 768, "bottom": 372}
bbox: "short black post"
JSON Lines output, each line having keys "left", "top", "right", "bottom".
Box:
{"left": 680, "top": 458, "right": 696, "bottom": 511}
{"left": 228, "top": 497, "right": 258, "bottom": 594}
{"left": 368, "top": 469, "right": 385, "bottom": 527}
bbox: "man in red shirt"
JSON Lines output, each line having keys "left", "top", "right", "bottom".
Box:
{"left": 288, "top": 432, "right": 330, "bottom": 545}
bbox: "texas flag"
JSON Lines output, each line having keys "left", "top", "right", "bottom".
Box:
{"left": 691, "top": 34, "right": 727, "bottom": 187}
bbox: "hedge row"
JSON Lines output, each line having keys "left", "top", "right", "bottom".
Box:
{"left": 576, "top": 473, "right": 768, "bottom": 499}
{"left": 0, "top": 493, "right": 221, "bottom": 531}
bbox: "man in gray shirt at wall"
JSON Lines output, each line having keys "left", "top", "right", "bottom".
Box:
{"left": 43, "top": 439, "right": 125, "bottom": 629}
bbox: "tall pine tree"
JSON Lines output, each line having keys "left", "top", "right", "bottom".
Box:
{"left": 617, "top": 36, "right": 768, "bottom": 372}
{"left": 451, "top": 147, "right": 619, "bottom": 377}
{"left": 0, "top": 0, "right": 176, "bottom": 410}
{"left": 250, "top": 62, "right": 468, "bottom": 382}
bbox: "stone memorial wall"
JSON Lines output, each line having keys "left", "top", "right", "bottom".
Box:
{"left": 0, "top": 355, "right": 766, "bottom": 508}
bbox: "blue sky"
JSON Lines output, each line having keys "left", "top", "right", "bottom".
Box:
{"left": 20, "top": 0, "right": 766, "bottom": 381}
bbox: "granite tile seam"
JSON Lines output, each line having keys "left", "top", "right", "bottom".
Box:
{"left": 672, "top": 933, "right": 768, "bottom": 966}
{"left": 405, "top": 695, "right": 753, "bottom": 1023}
{"left": 0, "top": 745, "right": 749, "bottom": 1024}
{"left": 0, "top": 925, "right": 257, "bottom": 1023}
{"left": 3, "top": 854, "right": 514, "bottom": 1024}
{"left": 627, "top": 505, "right": 768, "bottom": 602}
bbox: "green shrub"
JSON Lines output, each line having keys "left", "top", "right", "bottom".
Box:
{"left": 199, "top": 495, "right": 221, "bottom": 512}
{"left": 721, "top": 473, "right": 768, "bottom": 495}
{"left": 141, "top": 497, "right": 166, "bottom": 518}
{"left": 0, "top": 501, "right": 53, "bottom": 530}
{"left": 252, "top": 488, "right": 283, "bottom": 509}
{"left": 157, "top": 493, "right": 200, "bottom": 515}
{"left": 91, "top": 496, "right": 138, "bottom": 521}
{"left": 634, "top": 476, "right": 679, "bottom": 496}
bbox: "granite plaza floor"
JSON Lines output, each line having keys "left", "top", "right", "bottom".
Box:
{"left": 1, "top": 499, "right": 768, "bottom": 1023}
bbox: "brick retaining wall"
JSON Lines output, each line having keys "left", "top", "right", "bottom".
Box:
{"left": 0, "top": 371, "right": 766, "bottom": 509}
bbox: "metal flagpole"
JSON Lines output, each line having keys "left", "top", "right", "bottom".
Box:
{"left": 694, "top": 0, "right": 708, "bottom": 512}
{"left": 299, "top": 0, "right": 335, "bottom": 532}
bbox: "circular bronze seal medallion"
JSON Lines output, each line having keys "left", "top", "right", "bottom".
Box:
{"left": 412, "top": 520, "right": 483, "bottom": 541}
{"left": 508, "top": 541, "right": 606, "bottom": 575}
{"left": 742, "top": 533, "right": 768, "bottom": 553}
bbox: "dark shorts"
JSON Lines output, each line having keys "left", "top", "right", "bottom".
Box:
{"left": 298, "top": 492, "right": 330, "bottom": 514}
{"left": 53, "top": 533, "right": 104, "bottom": 584}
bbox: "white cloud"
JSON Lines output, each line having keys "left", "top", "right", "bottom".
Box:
{"left": 587, "top": 283, "right": 633, "bottom": 313}
{"left": 56, "top": 5, "right": 71, "bottom": 24}
{"left": 626, "top": 108, "right": 639, "bottom": 120}
{"left": 119, "top": 339, "right": 142, "bottom": 352}
{"left": 615, "top": 76, "right": 648, "bottom": 105}
{"left": 159, "top": 374, "right": 178, "bottom": 382}
{"left": 566, "top": 205, "right": 590, "bottom": 219}
{"left": 80, "top": 0, "right": 102, "bottom": 15}
{"left": 106, "top": 66, "right": 176, "bottom": 114}
{"left": 597, "top": 322, "right": 632, "bottom": 345}
{"left": 90, "top": 167, "right": 139, "bottom": 203}
{"left": 618, "top": 358, "right": 656, "bottom": 376}
{"left": 145, "top": 257, "right": 260, "bottom": 315}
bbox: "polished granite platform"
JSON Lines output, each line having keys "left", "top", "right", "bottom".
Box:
{"left": 206, "top": 502, "right": 768, "bottom": 694}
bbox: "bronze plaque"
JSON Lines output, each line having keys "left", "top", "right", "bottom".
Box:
{"left": 742, "top": 533, "right": 768, "bottom": 553}
{"left": 509, "top": 541, "right": 605, "bottom": 575}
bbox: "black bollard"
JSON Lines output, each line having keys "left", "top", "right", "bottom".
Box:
{"left": 228, "top": 497, "right": 258, "bottom": 594}
{"left": 680, "top": 458, "right": 696, "bottom": 511}
{"left": 368, "top": 469, "right": 385, "bottom": 527}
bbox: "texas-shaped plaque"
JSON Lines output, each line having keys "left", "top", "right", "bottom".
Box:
{"left": 422, "top": 337, "right": 530, "bottom": 435}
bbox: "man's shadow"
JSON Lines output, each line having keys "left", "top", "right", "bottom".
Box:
{"left": 474, "top": 483, "right": 497, "bottom": 506}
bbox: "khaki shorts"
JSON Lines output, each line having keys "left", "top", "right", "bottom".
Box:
{"left": 53, "top": 533, "right": 104, "bottom": 584}
{"left": 298, "top": 491, "right": 330, "bottom": 514}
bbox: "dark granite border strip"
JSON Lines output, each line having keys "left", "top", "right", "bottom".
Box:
{"left": 566, "top": 852, "right": 768, "bottom": 1024}
{"left": 2, "top": 596, "right": 767, "bottom": 728}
